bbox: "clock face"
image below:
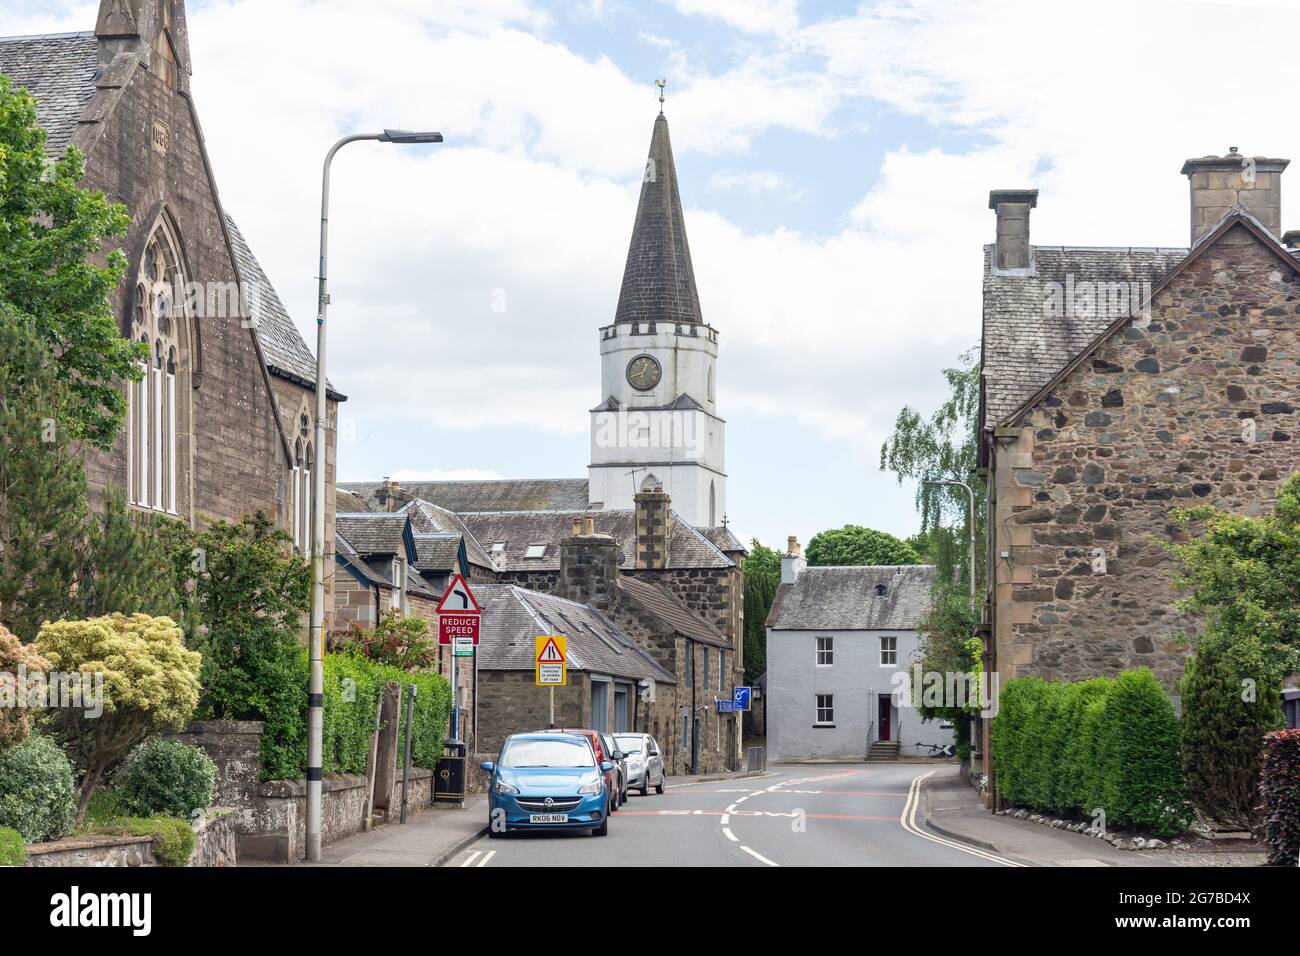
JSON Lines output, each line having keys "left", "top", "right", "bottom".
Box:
{"left": 626, "top": 354, "right": 662, "bottom": 391}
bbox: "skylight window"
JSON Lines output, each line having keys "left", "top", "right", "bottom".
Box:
{"left": 524, "top": 543, "right": 547, "bottom": 559}
{"left": 491, "top": 542, "right": 506, "bottom": 554}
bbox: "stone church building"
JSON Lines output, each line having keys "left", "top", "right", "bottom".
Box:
{"left": 340, "top": 111, "right": 748, "bottom": 773}
{"left": 0, "top": 1, "right": 342, "bottom": 623}
{"left": 981, "top": 152, "right": 1300, "bottom": 707}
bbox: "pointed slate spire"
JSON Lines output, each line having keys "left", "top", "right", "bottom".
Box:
{"left": 614, "top": 114, "right": 704, "bottom": 326}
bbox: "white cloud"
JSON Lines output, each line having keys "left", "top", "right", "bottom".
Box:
{"left": 664, "top": 0, "right": 799, "bottom": 35}
{"left": 707, "top": 168, "right": 788, "bottom": 193}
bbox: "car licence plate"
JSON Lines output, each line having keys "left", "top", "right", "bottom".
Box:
{"left": 529, "top": 813, "right": 569, "bottom": 824}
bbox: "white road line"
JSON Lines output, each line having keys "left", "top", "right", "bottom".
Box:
{"left": 725, "top": 803, "right": 738, "bottom": 812}
{"left": 476, "top": 850, "right": 496, "bottom": 867}
{"left": 900, "top": 770, "right": 1024, "bottom": 867}
{"left": 722, "top": 826, "right": 738, "bottom": 842}
{"left": 740, "top": 844, "right": 779, "bottom": 867}
{"left": 720, "top": 814, "right": 730, "bottom": 825}
{"left": 460, "top": 850, "right": 481, "bottom": 868}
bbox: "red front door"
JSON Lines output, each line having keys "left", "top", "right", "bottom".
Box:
{"left": 878, "top": 695, "right": 891, "bottom": 742}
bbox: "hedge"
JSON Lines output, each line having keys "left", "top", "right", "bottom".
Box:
{"left": 115, "top": 739, "right": 216, "bottom": 820}
{"left": 258, "top": 650, "right": 453, "bottom": 782}
{"left": 0, "top": 735, "right": 77, "bottom": 843}
{"left": 0, "top": 827, "right": 26, "bottom": 866}
{"left": 992, "top": 669, "right": 1191, "bottom": 837}
{"left": 1258, "top": 729, "right": 1300, "bottom": 866}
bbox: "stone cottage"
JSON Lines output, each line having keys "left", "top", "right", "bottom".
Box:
{"left": 980, "top": 150, "right": 1300, "bottom": 711}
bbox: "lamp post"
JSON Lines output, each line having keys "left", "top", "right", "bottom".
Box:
{"left": 308, "top": 128, "right": 442, "bottom": 862}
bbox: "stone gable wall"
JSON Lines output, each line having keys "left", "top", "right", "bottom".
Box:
{"left": 991, "top": 225, "right": 1300, "bottom": 687}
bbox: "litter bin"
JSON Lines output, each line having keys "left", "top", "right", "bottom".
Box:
{"left": 435, "top": 738, "right": 466, "bottom": 803}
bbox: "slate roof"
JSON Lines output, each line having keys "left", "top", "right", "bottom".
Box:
{"left": 396, "top": 499, "right": 495, "bottom": 569}
{"left": 225, "top": 215, "right": 342, "bottom": 399}
{"left": 335, "top": 532, "right": 388, "bottom": 587}
{"left": 456, "top": 510, "right": 734, "bottom": 571}
{"left": 699, "top": 525, "right": 746, "bottom": 555}
{"left": 475, "top": 584, "right": 674, "bottom": 683}
{"left": 614, "top": 114, "right": 704, "bottom": 326}
{"left": 340, "top": 478, "right": 591, "bottom": 514}
{"left": 981, "top": 244, "right": 1187, "bottom": 428}
{"left": 0, "top": 32, "right": 97, "bottom": 159}
{"left": 766, "top": 565, "right": 937, "bottom": 631}
{"left": 617, "top": 575, "right": 729, "bottom": 647}
{"left": 411, "top": 532, "right": 463, "bottom": 572}
{"left": 335, "top": 513, "right": 409, "bottom": 557}
{"left": 336, "top": 488, "right": 369, "bottom": 513}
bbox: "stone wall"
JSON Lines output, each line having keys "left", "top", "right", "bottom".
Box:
{"left": 990, "top": 224, "right": 1300, "bottom": 687}
{"left": 167, "top": 720, "right": 263, "bottom": 834}
{"left": 476, "top": 670, "right": 589, "bottom": 757}
{"left": 25, "top": 814, "right": 237, "bottom": 868}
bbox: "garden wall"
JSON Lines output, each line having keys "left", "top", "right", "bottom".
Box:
{"left": 24, "top": 814, "right": 237, "bottom": 868}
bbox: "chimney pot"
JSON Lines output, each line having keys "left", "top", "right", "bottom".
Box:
{"left": 582, "top": 516, "right": 595, "bottom": 535}
{"left": 786, "top": 535, "right": 801, "bottom": 556}
{"left": 988, "top": 189, "right": 1038, "bottom": 272}
{"left": 571, "top": 518, "right": 583, "bottom": 536}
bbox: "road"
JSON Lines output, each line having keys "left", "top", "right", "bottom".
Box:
{"left": 446, "top": 763, "right": 1023, "bottom": 867}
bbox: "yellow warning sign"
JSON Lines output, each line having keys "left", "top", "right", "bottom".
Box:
{"left": 535, "top": 635, "right": 567, "bottom": 686}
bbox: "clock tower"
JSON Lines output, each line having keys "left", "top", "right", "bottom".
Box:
{"left": 588, "top": 109, "right": 725, "bottom": 528}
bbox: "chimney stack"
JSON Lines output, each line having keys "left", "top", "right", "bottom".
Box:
{"left": 1181, "top": 149, "right": 1289, "bottom": 243}
{"left": 558, "top": 520, "right": 619, "bottom": 612}
{"left": 634, "top": 477, "right": 670, "bottom": 570}
{"left": 988, "top": 189, "right": 1038, "bottom": 272}
{"left": 375, "top": 477, "right": 402, "bottom": 512}
{"left": 781, "top": 536, "right": 806, "bottom": 585}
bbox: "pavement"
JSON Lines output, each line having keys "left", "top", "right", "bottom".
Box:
{"left": 920, "top": 768, "right": 1172, "bottom": 867}
{"left": 261, "top": 799, "right": 492, "bottom": 867}
{"left": 442, "top": 762, "right": 1025, "bottom": 867}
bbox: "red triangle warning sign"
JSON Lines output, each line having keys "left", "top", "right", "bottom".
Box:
{"left": 435, "top": 573, "right": 481, "bottom": 615}
{"left": 537, "top": 637, "right": 565, "bottom": 663}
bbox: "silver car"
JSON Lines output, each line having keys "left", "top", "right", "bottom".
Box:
{"left": 613, "top": 733, "right": 665, "bottom": 795}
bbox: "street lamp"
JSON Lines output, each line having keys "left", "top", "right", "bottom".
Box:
{"left": 307, "top": 128, "right": 442, "bottom": 862}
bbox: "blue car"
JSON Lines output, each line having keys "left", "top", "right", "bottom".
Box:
{"left": 481, "top": 733, "right": 615, "bottom": 837}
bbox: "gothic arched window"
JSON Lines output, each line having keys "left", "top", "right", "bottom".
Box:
{"left": 128, "top": 222, "right": 184, "bottom": 514}
{"left": 290, "top": 412, "right": 315, "bottom": 556}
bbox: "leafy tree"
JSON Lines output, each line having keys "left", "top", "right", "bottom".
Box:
{"left": 335, "top": 609, "right": 435, "bottom": 671}
{"left": 0, "top": 76, "right": 142, "bottom": 449}
{"left": 0, "top": 305, "right": 87, "bottom": 641}
{"left": 911, "top": 588, "right": 979, "bottom": 758}
{"left": 77, "top": 485, "right": 182, "bottom": 620}
{"left": 805, "top": 525, "right": 920, "bottom": 567}
{"left": 36, "top": 613, "right": 201, "bottom": 821}
{"left": 880, "top": 346, "right": 984, "bottom": 594}
{"left": 174, "top": 513, "right": 310, "bottom": 776}
{"left": 0, "top": 624, "right": 50, "bottom": 751}
{"left": 1171, "top": 474, "right": 1300, "bottom": 668}
{"left": 741, "top": 540, "right": 781, "bottom": 683}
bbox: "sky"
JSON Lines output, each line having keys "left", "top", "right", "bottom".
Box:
{"left": 6, "top": 0, "right": 1300, "bottom": 550}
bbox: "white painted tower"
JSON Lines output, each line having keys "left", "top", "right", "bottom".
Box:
{"left": 587, "top": 112, "right": 725, "bottom": 528}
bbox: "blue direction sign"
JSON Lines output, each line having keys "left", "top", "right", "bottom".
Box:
{"left": 715, "top": 698, "right": 738, "bottom": 714}
{"left": 733, "top": 686, "right": 752, "bottom": 712}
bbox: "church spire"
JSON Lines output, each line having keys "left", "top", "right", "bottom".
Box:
{"left": 613, "top": 108, "right": 704, "bottom": 326}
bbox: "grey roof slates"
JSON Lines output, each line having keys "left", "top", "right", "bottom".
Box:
{"left": 335, "top": 513, "right": 408, "bottom": 556}
{"left": 399, "top": 499, "right": 495, "bottom": 569}
{"left": 455, "top": 509, "right": 732, "bottom": 571}
{"left": 614, "top": 114, "right": 704, "bottom": 326}
{"left": 617, "top": 575, "right": 729, "bottom": 647}
{"left": 766, "top": 565, "right": 937, "bottom": 631}
{"left": 0, "top": 32, "right": 97, "bottom": 159}
{"left": 340, "top": 478, "right": 590, "bottom": 514}
{"left": 982, "top": 244, "right": 1187, "bottom": 428}
{"left": 224, "top": 216, "right": 342, "bottom": 398}
{"left": 411, "top": 532, "right": 462, "bottom": 572}
{"left": 475, "top": 585, "right": 674, "bottom": 683}
{"left": 698, "top": 525, "right": 746, "bottom": 555}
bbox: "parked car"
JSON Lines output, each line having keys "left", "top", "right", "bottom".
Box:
{"left": 541, "top": 729, "right": 625, "bottom": 810}
{"left": 480, "top": 733, "right": 614, "bottom": 837}
{"left": 614, "top": 733, "right": 665, "bottom": 795}
{"left": 600, "top": 732, "right": 630, "bottom": 804}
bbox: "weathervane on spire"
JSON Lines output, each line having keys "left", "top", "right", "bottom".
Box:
{"left": 655, "top": 78, "right": 667, "bottom": 114}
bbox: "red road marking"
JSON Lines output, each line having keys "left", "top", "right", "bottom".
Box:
{"left": 618, "top": 809, "right": 898, "bottom": 821}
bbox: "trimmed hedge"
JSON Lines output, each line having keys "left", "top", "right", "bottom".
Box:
{"left": 0, "top": 735, "right": 77, "bottom": 843}
{"left": 1259, "top": 729, "right": 1300, "bottom": 866}
{"left": 992, "top": 669, "right": 1191, "bottom": 837}
{"left": 115, "top": 739, "right": 216, "bottom": 820}
{"left": 259, "top": 649, "right": 453, "bottom": 781}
